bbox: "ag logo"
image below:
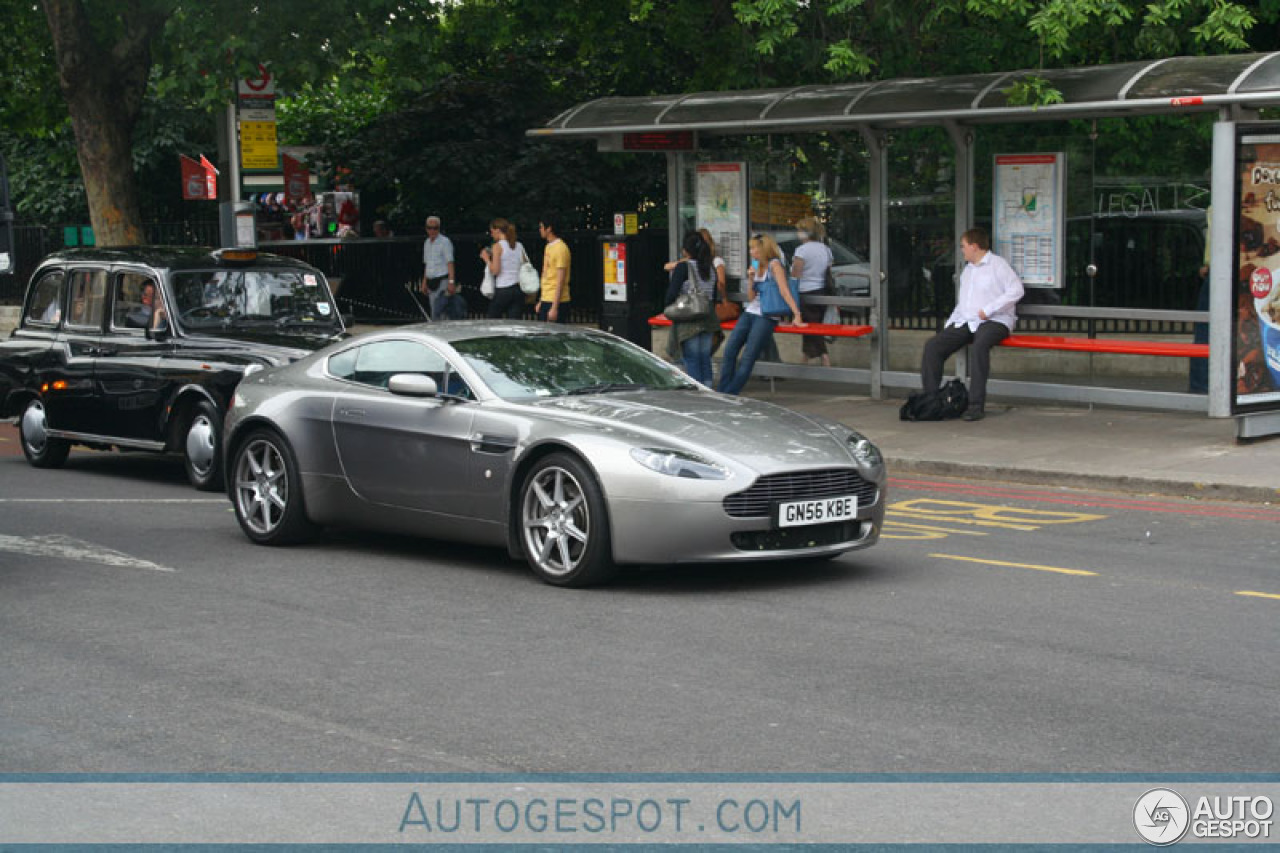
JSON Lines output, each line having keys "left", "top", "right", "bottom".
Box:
{"left": 1134, "top": 788, "right": 1190, "bottom": 845}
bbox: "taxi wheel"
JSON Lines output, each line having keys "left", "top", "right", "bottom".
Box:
{"left": 19, "top": 398, "right": 71, "bottom": 469}
{"left": 231, "top": 428, "right": 315, "bottom": 546}
{"left": 182, "top": 400, "right": 224, "bottom": 491}
{"left": 518, "top": 452, "right": 617, "bottom": 587}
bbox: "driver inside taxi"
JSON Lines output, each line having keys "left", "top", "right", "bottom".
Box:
{"left": 125, "top": 282, "right": 166, "bottom": 330}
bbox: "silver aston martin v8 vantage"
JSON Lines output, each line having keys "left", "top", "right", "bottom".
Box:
{"left": 223, "top": 321, "right": 886, "bottom": 586}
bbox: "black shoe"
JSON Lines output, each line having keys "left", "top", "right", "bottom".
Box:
{"left": 962, "top": 405, "right": 985, "bottom": 422}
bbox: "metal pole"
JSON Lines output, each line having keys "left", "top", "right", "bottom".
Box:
{"left": 1208, "top": 119, "right": 1234, "bottom": 418}
{"left": 946, "top": 122, "right": 975, "bottom": 386}
{"left": 859, "top": 127, "right": 888, "bottom": 399}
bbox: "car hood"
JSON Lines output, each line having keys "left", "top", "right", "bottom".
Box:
{"left": 182, "top": 328, "right": 346, "bottom": 363}
{"left": 520, "top": 388, "right": 854, "bottom": 470}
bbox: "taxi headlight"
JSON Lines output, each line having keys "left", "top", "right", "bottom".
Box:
{"left": 630, "top": 447, "right": 730, "bottom": 480}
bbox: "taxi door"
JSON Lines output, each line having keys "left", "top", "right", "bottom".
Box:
{"left": 43, "top": 266, "right": 108, "bottom": 435}
{"left": 93, "top": 270, "right": 167, "bottom": 442}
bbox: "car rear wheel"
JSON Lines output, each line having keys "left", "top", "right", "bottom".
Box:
{"left": 231, "top": 429, "right": 315, "bottom": 545}
{"left": 519, "top": 452, "right": 616, "bottom": 587}
{"left": 182, "top": 400, "right": 223, "bottom": 491}
{"left": 19, "top": 398, "right": 70, "bottom": 469}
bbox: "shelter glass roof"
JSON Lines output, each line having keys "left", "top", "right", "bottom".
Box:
{"left": 534, "top": 53, "right": 1280, "bottom": 138}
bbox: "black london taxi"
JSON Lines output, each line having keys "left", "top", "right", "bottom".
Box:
{"left": 0, "top": 246, "right": 346, "bottom": 489}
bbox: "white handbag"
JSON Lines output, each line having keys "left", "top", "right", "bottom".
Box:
{"left": 518, "top": 249, "right": 541, "bottom": 295}
{"left": 480, "top": 267, "right": 496, "bottom": 298}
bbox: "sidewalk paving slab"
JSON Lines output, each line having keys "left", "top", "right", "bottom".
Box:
{"left": 741, "top": 380, "right": 1280, "bottom": 505}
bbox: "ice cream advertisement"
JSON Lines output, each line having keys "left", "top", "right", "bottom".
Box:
{"left": 1233, "top": 131, "right": 1280, "bottom": 412}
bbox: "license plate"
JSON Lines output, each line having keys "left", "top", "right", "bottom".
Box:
{"left": 776, "top": 495, "right": 858, "bottom": 528}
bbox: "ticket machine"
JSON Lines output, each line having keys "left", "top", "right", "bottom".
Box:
{"left": 598, "top": 231, "right": 665, "bottom": 349}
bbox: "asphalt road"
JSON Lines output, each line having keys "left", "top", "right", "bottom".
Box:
{"left": 2, "top": 424, "right": 1278, "bottom": 773}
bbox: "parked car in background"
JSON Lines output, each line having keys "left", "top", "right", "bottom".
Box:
{"left": 0, "top": 247, "right": 346, "bottom": 490}
{"left": 224, "top": 321, "right": 886, "bottom": 586}
{"left": 773, "top": 231, "right": 871, "bottom": 297}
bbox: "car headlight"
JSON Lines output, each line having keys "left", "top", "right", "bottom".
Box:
{"left": 630, "top": 447, "right": 730, "bottom": 480}
{"left": 849, "top": 436, "right": 882, "bottom": 467}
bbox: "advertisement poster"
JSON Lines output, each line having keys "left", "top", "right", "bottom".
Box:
{"left": 1232, "top": 127, "right": 1280, "bottom": 413}
{"left": 749, "top": 189, "right": 813, "bottom": 230}
{"left": 992, "top": 153, "right": 1065, "bottom": 288}
{"left": 696, "top": 163, "right": 747, "bottom": 279}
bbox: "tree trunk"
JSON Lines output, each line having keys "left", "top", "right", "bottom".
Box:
{"left": 42, "top": 0, "right": 165, "bottom": 247}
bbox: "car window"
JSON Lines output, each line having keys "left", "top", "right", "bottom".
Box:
{"left": 110, "top": 272, "right": 162, "bottom": 331}
{"left": 65, "top": 269, "right": 108, "bottom": 330}
{"left": 25, "top": 271, "right": 65, "bottom": 327}
{"left": 331, "top": 339, "right": 472, "bottom": 397}
{"left": 453, "top": 332, "right": 692, "bottom": 400}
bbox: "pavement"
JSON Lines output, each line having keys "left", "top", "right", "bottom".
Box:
{"left": 738, "top": 378, "right": 1280, "bottom": 505}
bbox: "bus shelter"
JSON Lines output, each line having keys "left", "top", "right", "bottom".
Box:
{"left": 530, "top": 52, "right": 1280, "bottom": 438}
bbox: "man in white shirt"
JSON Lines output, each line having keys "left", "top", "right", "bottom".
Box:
{"left": 920, "top": 227, "right": 1024, "bottom": 421}
{"left": 420, "top": 215, "right": 456, "bottom": 319}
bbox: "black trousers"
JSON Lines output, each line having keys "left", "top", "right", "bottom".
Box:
{"left": 921, "top": 321, "right": 1009, "bottom": 408}
{"left": 487, "top": 285, "right": 525, "bottom": 319}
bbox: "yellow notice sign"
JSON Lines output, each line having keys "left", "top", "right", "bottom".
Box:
{"left": 239, "top": 120, "right": 278, "bottom": 170}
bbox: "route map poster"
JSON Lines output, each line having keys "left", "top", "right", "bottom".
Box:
{"left": 1232, "top": 126, "right": 1280, "bottom": 414}
{"left": 696, "top": 163, "right": 748, "bottom": 279}
{"left": 992, "top": 153, "right": 1066, "bottom": 288}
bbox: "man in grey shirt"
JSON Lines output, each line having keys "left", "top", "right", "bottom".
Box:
{"left": 421, "top": 215, "right": 456, "bottom": 319}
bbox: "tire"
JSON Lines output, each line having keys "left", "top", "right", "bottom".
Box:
{"left": 18, "top": 398, "right": 71, "bottom": 469}
{"left": 182, "top": 400, "right": 224, "bottom": 491}
{"left": 518, "top": 452, "right": 616, "bottom": 587}
{"left": 230, "top": 428, "right": 316, "bottom": 546}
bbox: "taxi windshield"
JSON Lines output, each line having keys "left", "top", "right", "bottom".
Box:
{"left": 170, "top": 269, "right": 339, "bottom": 330}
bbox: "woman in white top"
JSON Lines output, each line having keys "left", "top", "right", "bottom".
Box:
{"left": 481, "top": 218, "right": 527, "bottom": 319}
{"left": 791, "top": 215, "right": 835, "bottom": 366}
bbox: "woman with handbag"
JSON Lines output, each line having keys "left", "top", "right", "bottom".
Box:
{"left": 481, "top": 218, "right": 526, "bottom": 319}
{"left": 664, "top": 231, "right": 720, "bottom": 385}
{"left": 717, "top": 233, "right": 804, "bottom": 396}
{"left": 792, "top": 215, "right": 836, "bottom": 366}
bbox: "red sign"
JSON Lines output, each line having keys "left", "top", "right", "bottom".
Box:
{"left": 282, "top": 154, "right": 310, "bottom": 205}
{"left": 1251, "top": 267, "right": 1274, "bottom": 300}
{"left": 180, "top": 155, "right": 217, "bottom": 200}
{"left": 623, "top": 132, "right": 694, "bottom": 151}
{"left": 1170, "top": 97, "right": 1203, "bottom": 107}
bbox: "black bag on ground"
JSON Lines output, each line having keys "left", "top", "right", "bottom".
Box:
{"left": 899, "top": 378, "right": 969, "bottom": 421}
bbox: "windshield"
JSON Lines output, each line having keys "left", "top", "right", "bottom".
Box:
{"left": 452, "top": 333, "right": 696, "bottom": 400}
{"left": 170, "top": 269, "right": 340, "bottom": 330}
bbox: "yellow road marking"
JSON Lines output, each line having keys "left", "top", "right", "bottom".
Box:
{"left": 1236, "top": 590, "right": 1280, "bottom": 601}
{"left": 884, "top": 521, "right": 987, "bottom": 536}
{"left": 888, "top": 511, "right": 1039, "bottom": 530}
{"left": 930, "top": 553, "right": 1099, "bottom": 577}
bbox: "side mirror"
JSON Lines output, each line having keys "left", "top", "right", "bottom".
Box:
{"left": 387, "top": 373, "right": 438, "bottom": 398}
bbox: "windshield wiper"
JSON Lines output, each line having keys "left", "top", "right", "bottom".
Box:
{"left": 565, "top": 382, "right": 647, "bottom": 396}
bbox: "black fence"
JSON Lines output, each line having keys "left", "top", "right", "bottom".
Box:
{"left": 2, "top": 216, "right": 1205, "bottom": 336}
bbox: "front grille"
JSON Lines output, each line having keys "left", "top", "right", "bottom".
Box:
{"left": 731, "top": 521, "right": 866, "bottom": 552}
{"left": 723, "top": 468, "right": 878, "bottom": 518}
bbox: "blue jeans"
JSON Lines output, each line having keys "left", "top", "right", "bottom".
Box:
{"left": 680, "top": 332, "right": 714, "bottom": 386}
{"left": 717, "top": 312, "right": 777, "bottom": 395}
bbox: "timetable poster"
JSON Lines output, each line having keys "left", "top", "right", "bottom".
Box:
{"left": 992, "top": 153, "right": 1066, "bottom": 288}
{"left": 696, "top": 163, "right": 748, "bottom": 279}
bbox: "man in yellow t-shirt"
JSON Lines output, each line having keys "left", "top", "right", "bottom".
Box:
{"left": 537, "top": 217, "right": 571, "bottom": 322}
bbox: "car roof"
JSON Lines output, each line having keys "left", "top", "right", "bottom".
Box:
{"left": 354, "top": 320, "right": 610, "bottom": 346}
{"left": 35, "top": 246, "right": 323, "bottom": 274}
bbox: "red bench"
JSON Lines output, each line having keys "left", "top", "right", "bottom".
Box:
{"left": 998, "top": 335, "right": 1208, "bottom": 358}
{"left": 648, "top": 315, "right": 874, "bottom": 339}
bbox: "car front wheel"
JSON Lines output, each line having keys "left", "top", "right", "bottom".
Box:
{"left": 231, "top": 429, "right": 315, "bottom": 545}
{"left": 183, "top": 400, "right": 223, "bottom": 491}
{"left": 519, "top": 452, "right": 616, "bottom": 587}
{"left": 19, "top": 398, "right": 70, "bottom": 469}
